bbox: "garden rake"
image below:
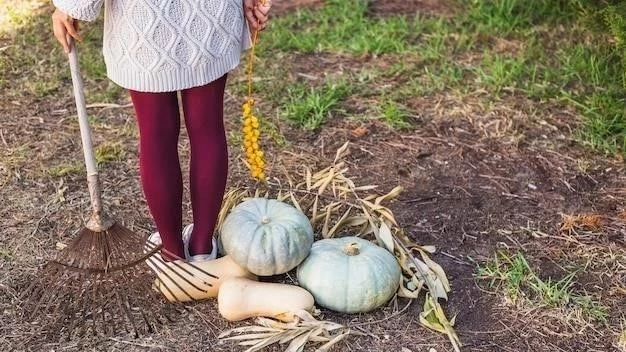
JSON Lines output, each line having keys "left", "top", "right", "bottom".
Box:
{"left": 20, "top": 41, "right": 218, "bottom": 341}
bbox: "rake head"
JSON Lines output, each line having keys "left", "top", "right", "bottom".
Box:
{"left": 19, "top": 222, "right": 191, "bottom": 344}
{"left": 53, "top": 222, "right": 160, "bottom": 273}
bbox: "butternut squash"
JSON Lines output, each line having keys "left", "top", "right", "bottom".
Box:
{"left": 217, "top": 277, "right": 315, "bottom": 322}
{"left": 153, "top": 255, "right": 256, "bottom": 303}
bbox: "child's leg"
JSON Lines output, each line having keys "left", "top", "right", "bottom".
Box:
{"left": 129, "top": 90, "right": 185, "bottom": 260}
{"left": 181, "top": 75, "right": 229, "bottom": 256}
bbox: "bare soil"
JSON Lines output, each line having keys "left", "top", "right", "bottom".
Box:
{"left": 1, "top": 1, "right": 625, "bottom": 352}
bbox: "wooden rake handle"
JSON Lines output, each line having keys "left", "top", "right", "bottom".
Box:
{"left": 67, "top": 40, "right": 112, "bottom": 231}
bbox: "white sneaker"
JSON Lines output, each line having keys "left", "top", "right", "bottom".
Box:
{"left": 145, "top": 227, "right": 190, "bottom": 261}
{"left": 145, "top": 224, "right": 217, "bottom": 261}
{"left": 182, "top": 224, "right": 218, "bottom": 262}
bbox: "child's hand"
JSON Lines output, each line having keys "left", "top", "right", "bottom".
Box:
{"left": 52, "top": 8, "right": 82, "bottom": 54}
{"left": 244, "top": 0, "right": 272, "bottom": 32}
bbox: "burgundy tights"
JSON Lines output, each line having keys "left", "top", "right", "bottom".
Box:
{"left": 130, "top": 75, "right": 228, "bottom": 260}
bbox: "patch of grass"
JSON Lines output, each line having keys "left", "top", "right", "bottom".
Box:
{"left": 476, "top": 251, "right": 531, "bottom": 303}
{"left": 227, "top": 130, "right": 242, "bottom": 146}
{"left": 569, "top": 93, "right": 626, "bottom": 153}
{"left": 282, "top": 80, "right": 349, "bottom": 130}
{"left": 466, "top": 0, "right": 577, "bottom": 34}
{"left": 474, "top": 54, "right": 528, "bottom": 94}
{"left": 417, "top": 19, "right": 454, "bottom": 61}
{"left": 0, "top": 0, "right": 42, "bottom": 33}
{"left": 372, "top": 58, "right": 465, "bottom": 99}
{"left": 526, "top": 271, "right": 575, "bottom": 307}
{"left": 453, "top": 6, "right": 625, "bottom": 154}
{"left": 263, "top": 0, "right": 422, "bottom": 54}
{"left": 0, "top": 145, "right": 32, "bottom": 183}
{"left": 25, "top": 79, "right": 59, "bottom": 98}
{"left": 87, "top": 115, "right": 112, "bottom": 130}
{"left": 90, "top": 82, "right": 125, "bottom": 104}
{"left": 569, "top": 295, "right": 610, "bottom": 325}
{"left": 47, "top": 163, "right": 83, "bottom": 177}
{"left": 476, "top": 252, "right": 609, "bottom": 324}
{"left": 0, "top": 246, "right": 11, "bottom": 260}
{"left": 94, "top": 142, "right": 123, "bottom": 166}
{"left": 421, "top": 62, "right": 466, "bottom": 94}
{"left": 264, "top": 0, "right": 625, "bottom": 155}
{"left": 0, "top": 10, "right": 61, "bottom": 98}
{"left": 261, "top": 117, "right": 288, "bottom": 147}
{"left": 81, "top": 47, "right": 107, "bottom": 81}
{"left": 379, "top": 99, "right": 412, "bottom": 130}
{"left": 0, "top": 2, "right": 119, "bottom": 107}
{"left": 556, "top": 44, "right": 624, "bottom": 91}
{"left": 543, "top": 44, "right": 626, "bottom": 153}
{"left": 2, "top": 145, "right": 31, "bottom": 175}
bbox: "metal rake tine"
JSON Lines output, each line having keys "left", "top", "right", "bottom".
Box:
{"left": 126, "top": 227, "right": 154, "bottom": 247}
{"left": 180, "top": 260, "right": 219, "bottom": 280}
{"left": 168, "top": 260, "right": 218, "bottom": 283}
{"left": 161, "top": 260, "right": 214, "bottom": 287}
{"left": 138, "top": 305, "right": 155, "bottom": 336}
{"left": 100, "top": 230, "right": 113, "bottom": 272}
{"left": 27, "top": 267, "right": 67, "bottom": 322}
{"left": 114, "top": 280, "right": 139, "bottom": 336}
{"left": 119, "top": 269, "right": 153, "bottom": 336}
{"left": 19, "top": 262, "right": 51, "bottom": 301}
{"left": 144, "top": 240, "right": 167, "bottom": 255}
{"left": 154, "top": 261, "right": 210, "bottom": 298}
{"left": 59, "top": 286, "right": 75, "bottom": 338}
{"left": 105, "top": 287, "right": 120, "bottom": 337}
{"left": 148, "top": 255, "right": 210, "bottom": 291}
{"left": 106, "top": 227, "right": 125, "bottom": 267}
{"left": 154, "top": 276, "right": 182, "bottom": 305}
{"left": 143, "top": 239, "right": 165, "bottom": 259}
{"left": 146, "top": 244, "right": 218, "bottom": 284}
{"left": 146, "top": 256, "right": 203, "bottom": 301}
{"left": 144, "top": 254, "right": 185, "bottom": 306}
{"left": 155, "top": 245, "right": 185, "bottom": 261}
{"left": 73, "top": 272, "right": 99, "bottom": 337}
{"left": 148, "top": 255, "right": 183, "bottom": 303}
{"left": 89, "top": 237, "right": 110, "bottom": 333}
{"left": 64, "top": 275, "right": 88, "bottom": 338}
{"left": 143, "top": 239, "right": 159, "bottom": 250}
{"left": 96, "top": 279, "right": 111, "bottom": 336}
{"left": 68, "top": 273, "right": 91, "bottom": 338}
{"left": 89, "top": 274, "right": 101, "bottom": 336}
{"left": 144, "top": 240, "right": 219, "bottom": 281}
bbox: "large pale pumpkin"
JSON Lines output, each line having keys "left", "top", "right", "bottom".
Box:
{"left": 297, "top": 236, "right": 401, "bottom": 313}
{"left": 220, "top": 198, "right": 314, "bottom": 276}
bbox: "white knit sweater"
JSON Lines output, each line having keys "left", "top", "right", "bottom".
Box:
{"left": 53, "top": 0, "right": 252, "bottom": 92}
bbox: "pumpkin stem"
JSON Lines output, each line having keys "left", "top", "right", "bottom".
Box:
{"left": 344, "top": 243, "right": 360, "bottom": 256}
{"left": 261, "top": 216, "right": 271, "bottom": 224}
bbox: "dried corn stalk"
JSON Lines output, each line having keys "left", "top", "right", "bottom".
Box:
{"left": 420, "top": 293, "right": 461, "bottom": 352}
{"left": 217, "top": 142, "right": 458, "bottom": 351}
{"left": 219, "top": 310, "right": 359, "bottom": 352}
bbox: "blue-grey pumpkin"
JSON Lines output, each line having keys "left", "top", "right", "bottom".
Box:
{"left": 297, "top": 236, "right": 401, "bottom": 313}
{"left": 220, "top": 198, "right": 314, "bottom": 276}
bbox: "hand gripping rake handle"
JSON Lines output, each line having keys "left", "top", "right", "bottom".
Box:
{"left": 68, "top": 41, "right": 113, "bottom": 231}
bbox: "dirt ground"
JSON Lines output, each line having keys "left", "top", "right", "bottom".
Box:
{"left": 1, "top": 1, "right": 625, "bottom": 352}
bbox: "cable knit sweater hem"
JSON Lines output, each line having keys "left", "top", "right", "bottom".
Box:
{"left": 53, "top": 0, "right": 103, "bottom": 22}
{"left": 106, "top": 44, "right": 243, "bottom": 93}
{"left": 53, "top": 0, "right": 251, "bottom": 92}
